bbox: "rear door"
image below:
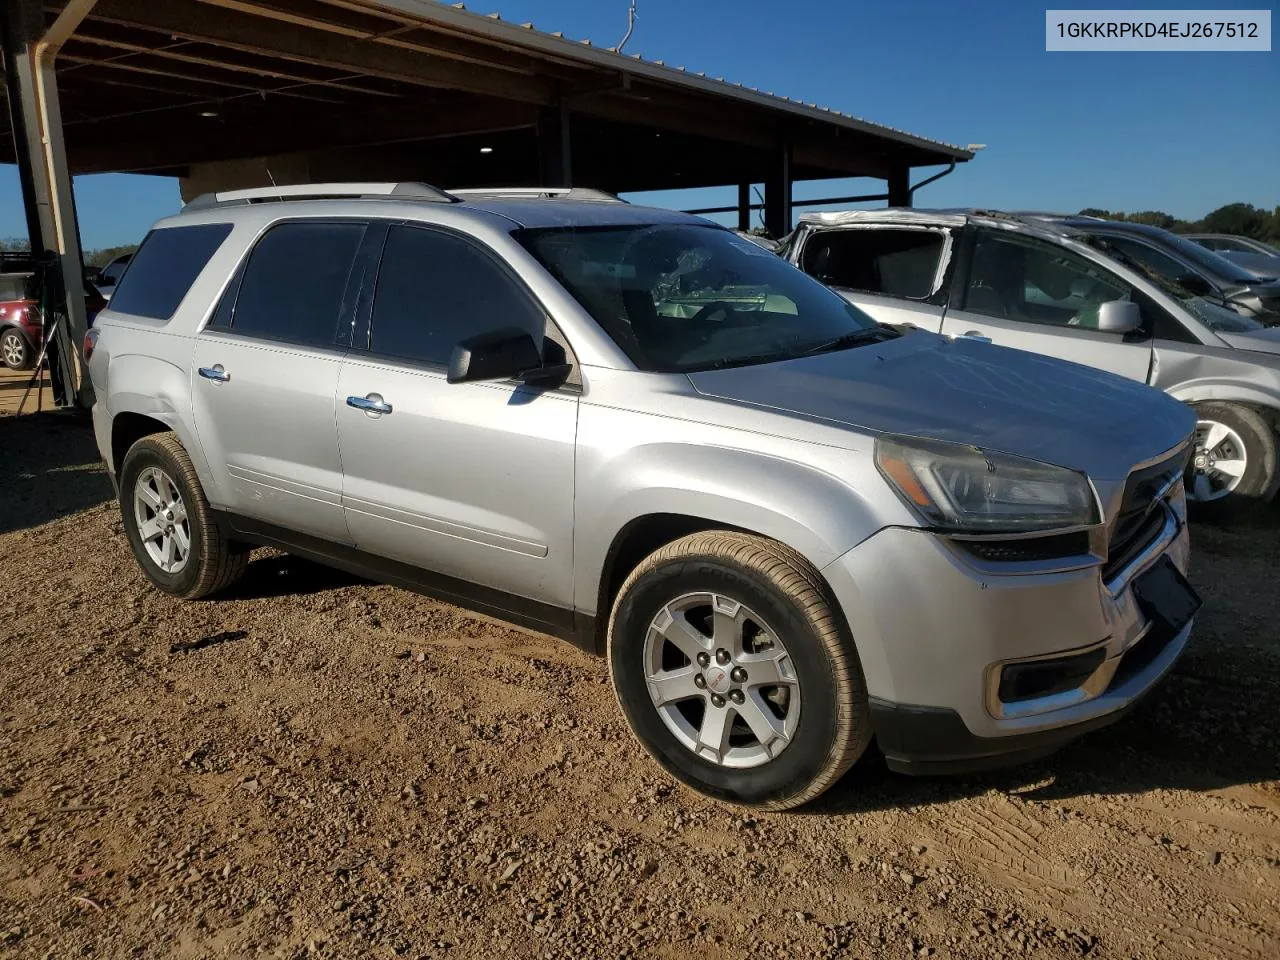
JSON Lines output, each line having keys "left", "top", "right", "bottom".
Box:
{"left": 940, "top": 227, "right": 1154, "bottom": 383}
{"left": 793, "top": 224, "right": 952, "bottom": 329}
{"left": 191, "top": 219, "right": 366, "bottom": 542}
{"left": 336, "top": 223, "right": 579, "bottom": 612}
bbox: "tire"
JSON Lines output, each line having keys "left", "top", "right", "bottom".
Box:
{"left": 119, "top": 432, "right": 249, "bottom": 598}
{"left": 607, "top": 531, "right": 871, "bottom": 810}
{"left": 1186, "top": 403, "right": 1280, "bottom": 522}
{"left": 1, "top": 328, "right": 33, "bottom": 370}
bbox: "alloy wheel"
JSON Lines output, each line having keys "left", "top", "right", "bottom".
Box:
{"left": 1, "top": 332, "right": 25, "bottom": 367}
{"left": 642, "top": 592, "right": 800, "bottom": 769}
{"left": 133, "top": 466, "right": 191, "bottom": 574}
{"left": 1187, "top": 419, "right": 1248, "bottom": 503}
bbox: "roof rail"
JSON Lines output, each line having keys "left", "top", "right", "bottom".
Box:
{"left": 183, "top": 181, "right": 458, "bottom": 210}
{"left": 449, "top": 186, "right": 626, "bottom": 203}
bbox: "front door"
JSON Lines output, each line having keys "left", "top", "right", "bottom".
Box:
{"left": 191, "top": 219, "right": 367, "bottom": 542}
{"left": 940, "top": 228, "right": 1154, "bottom": 383}
{"left": 336, "top": 223, "right": 578, "bottom": 612}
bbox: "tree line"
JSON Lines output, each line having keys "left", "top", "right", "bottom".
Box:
{"left": 1, "top": 236, "right": 137, "bottom": 268}
{"left": 1076, "top": 202, "right": 1280, "bottom": 244}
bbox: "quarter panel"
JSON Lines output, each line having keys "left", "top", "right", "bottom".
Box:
{"left": 98, "top": 332, "right": 216, "bottom": 493}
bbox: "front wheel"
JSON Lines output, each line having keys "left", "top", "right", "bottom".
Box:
{"left": 1185, "top": 403, "right": 1280, "bottom": 521}
{"left": 1, "top": 329, "right": 32, "bottom": 370}
{"left": 607, "top": 532, "right": 871, "bottom": 810}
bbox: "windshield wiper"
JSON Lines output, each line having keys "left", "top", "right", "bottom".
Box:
{"left": 798, "top": 327, "right": 895, "bottom": 357}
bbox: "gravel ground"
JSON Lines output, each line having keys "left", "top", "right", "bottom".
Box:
{"left": 1, "top": 412, "right": 1277, "bottom": 959}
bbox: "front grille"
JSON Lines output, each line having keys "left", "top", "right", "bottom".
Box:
{"left": 1103, "top": 447, "right": 1189, "bottom": 581}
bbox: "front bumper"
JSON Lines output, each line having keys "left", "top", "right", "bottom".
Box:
{"left": 822, "top": 488, "right": 1193, "bottom": 773}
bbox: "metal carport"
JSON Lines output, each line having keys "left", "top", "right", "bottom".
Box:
{"left": 1, "top": 0, "right": 973, "bottom": 407}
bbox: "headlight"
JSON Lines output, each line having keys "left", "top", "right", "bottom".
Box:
{"left": 875, "top": 436, "right": 1100, "bottom": 533}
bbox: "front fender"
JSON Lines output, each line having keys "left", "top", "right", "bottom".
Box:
{"left": 573, "top": 439, "right": 905, "bottom": 616}
{"left": 1165, "top": 378, "right": 1280, "bottom": 414}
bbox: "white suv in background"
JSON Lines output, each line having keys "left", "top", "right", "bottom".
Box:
{"left": 786, "top": 209, "right": 1280, "bottom": 517}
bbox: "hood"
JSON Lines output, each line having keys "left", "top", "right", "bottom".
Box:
{"left": 1218, "top": 325, "right": 1280, "bottom": 356}
{"left": 688, "top": 331, "right": 1193, "bottom": 482}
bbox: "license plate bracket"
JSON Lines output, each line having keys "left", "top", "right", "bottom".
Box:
{"left": 1132, "top": 556, "right": 1201, "bottom": 636}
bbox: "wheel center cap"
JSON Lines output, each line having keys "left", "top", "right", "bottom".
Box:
{"left": 1194, "top": 454, "right": 1209, "bottom": 470}
{"left": 705, "top": 666, "right": 732, "bottom": 695}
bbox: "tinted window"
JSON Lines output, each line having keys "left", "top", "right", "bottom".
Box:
{"left": 232, "top": 221, "right": 364, "bottom": 346}
{"left": 369, "top": 225, "right": 545, "bottom": 365}
{"left": 109, "top": 224, "right": 232, "bottom": 320}
{"left": 964, "top": 231, "right": 1134, "bottom": 330}
{"left": 801, "top": 228, "right": 944, "bottom": 299}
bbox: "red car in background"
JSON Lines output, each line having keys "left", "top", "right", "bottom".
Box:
{"left": 0, "top": 260, "right": 107, "bottom": 370}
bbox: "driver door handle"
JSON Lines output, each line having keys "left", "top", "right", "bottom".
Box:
{"left": 347, "top": 393, "right": 393, "bottom": 415}
{"left": 198, "top": 365, "right": 230, "bottom": 382}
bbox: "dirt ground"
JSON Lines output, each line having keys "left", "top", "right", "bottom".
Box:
{"left": 1, "top": 412, "right": 1277, "bottom": 960}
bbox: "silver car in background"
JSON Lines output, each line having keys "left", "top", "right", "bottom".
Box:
{"left": 1187, "top": 234, "right": 1280, "bottom": 282}
{"left": 787, "top": 209, "right": 1280, "bottom": 516}
{"left": 88, "top": 184, "right": 1198, "bottom": 810}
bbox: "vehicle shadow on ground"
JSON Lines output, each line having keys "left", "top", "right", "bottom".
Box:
{"left": 221, "top": 552, "right": 366, "bottom": 600}
{"left": 0, "top": 411, "right": 114, "bottom": 535}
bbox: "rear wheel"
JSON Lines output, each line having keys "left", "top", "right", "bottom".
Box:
{"left": 120, "top": 432, "right": 249, "bottom": 598}
{"left": 1, "top": 329, "right": 32, "bottom": 370}
{"left": 1185, "top": 403, "right": 1279, "bottom": 521}
{"left": 607, "top": 531, "right": 871, "bottom": 810}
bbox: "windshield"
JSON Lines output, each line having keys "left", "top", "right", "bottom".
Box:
{"left": 1089, "top": 238, "right": 1264, "bottom": 333}
{"left": 518, "top": 223, "right": 885, "bottom": 372}
{"left": 1146, "top": 229, "right": 1261, "bottom": 283}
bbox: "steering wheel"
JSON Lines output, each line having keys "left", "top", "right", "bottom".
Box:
{"left": 690, "top": 300, "right": 735, "bottom": 324}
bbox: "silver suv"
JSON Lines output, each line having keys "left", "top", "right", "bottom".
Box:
{"left": 786, "top": 209, "right": 1280, "bottom": 516}
{"left": 88, "top": 183, "right": 1199, "bottom": 809}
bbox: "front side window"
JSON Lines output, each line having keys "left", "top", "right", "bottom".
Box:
{"left": 519, "top": 223, "right": 884, "bottom": 372}
{"left": 231, "top": 221, "right": 365, "bottom": 346}
{"left": 801, "top": 228, "right": 945, "bottom": 300}
{"left": 963, "top": 231, "right": 1134, "bottom": 330}
{"left": 109, "top": 223, "right": 232, "bottom": 321}
{"left": 368, "top": 225, "right": 547, "bottom": 366}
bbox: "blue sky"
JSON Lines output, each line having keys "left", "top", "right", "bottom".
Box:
{"left": 2, "top": 0, "right": 1276, "bottom": 248}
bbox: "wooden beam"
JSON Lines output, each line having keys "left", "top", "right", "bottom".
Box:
{"left": 58, "top": 53, "right": 345, "bottom": 102}
{"left": 89, "top": 0, "right": 558, "bottom": 104}
{"left": 69, "top": 34, "right": 402, "bottom": 98}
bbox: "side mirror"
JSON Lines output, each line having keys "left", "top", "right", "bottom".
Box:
{"left": 1097, "top": 300, "right": 1142, "bottom": 334}
{"left": 447, "top": 327, "right": 570, "bottom": 385}
{"left": 1176, "top": 272, "right": 1214, "bottom": 297}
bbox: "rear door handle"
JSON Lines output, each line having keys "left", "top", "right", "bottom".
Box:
{"left": 347, "top": 393, "right": 393, "bottom": 415}
{"left": 198, "top": 365, "right": 230, "bottom": 382}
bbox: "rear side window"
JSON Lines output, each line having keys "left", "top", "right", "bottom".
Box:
{"left": 801, "top": 228, "right": 945, "bottom": 300}
{"left": 231, "top": 221, "right": 365, "bottom": 346}
{"left": 368, "top": 224, "right": 545, "bottom": 366}
{"left": 109, "top": 223, "right": 232, "bottom": 320}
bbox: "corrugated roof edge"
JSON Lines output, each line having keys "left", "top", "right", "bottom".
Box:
{"left": 363, "top": 0, "right": 973, "bottom": 162}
